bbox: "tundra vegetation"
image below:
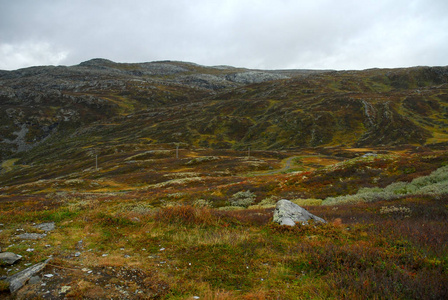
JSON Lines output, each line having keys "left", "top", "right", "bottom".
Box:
{"left": 0, "top": 60, "right": 447, "bottom": 298}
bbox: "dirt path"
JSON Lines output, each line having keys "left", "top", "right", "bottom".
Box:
{"left": 251, "top": 154, "right": 345, "bottom": 176}
{"left": 262, "top": 156, "right": 301, "bottom": 175}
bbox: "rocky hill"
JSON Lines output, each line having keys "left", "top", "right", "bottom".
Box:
{"left": 1, "top": 59, "right": 447, "bottom": 161}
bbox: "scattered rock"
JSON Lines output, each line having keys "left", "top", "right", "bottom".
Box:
{"left": 60, "top": 285, "right": 71, "bottom": 294}
{"left": 33, "top": 222, "right": 55, "bottom": 232}
{"left": 273, "top": 199, "right": 326, "bottom": 226}
{"left": 5, "top": 258, "right": 51, "bottom": 293}
{"left": 16, "top": 233, "right": 47, "bottom": 240}
{"left": 74, "top": 252, "right": 81, "bottom": 257}
{"left": 28, "top": 276, "right": 40, "bottom": 284}
{"left": 76, "top": 239, "right": 83, "bottom": 250}
{"left": 0, "top": 252, "right": 22, "bottom": 265}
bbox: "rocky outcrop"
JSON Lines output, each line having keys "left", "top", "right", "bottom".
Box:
{"left": 273, "top": 199, "right": 326, "bottom": 226}
{"left": 225, "top": 71, "right": 289, "bottom": 84}
{"left": 4, "top": 258, "right": 51, "bottom": 293}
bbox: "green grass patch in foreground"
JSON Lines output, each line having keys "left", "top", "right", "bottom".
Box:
{"left": 1, "top": 196, "right": 447, "bottom": 299}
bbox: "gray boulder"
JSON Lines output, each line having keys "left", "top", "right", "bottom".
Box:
{"left": 0, "top": 252, "right": 22, "bottom": 265}
{"left": 273, "top": 199, "right": 326, "bottom": 226}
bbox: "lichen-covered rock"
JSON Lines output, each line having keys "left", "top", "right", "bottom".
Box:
{"left": 273, "top": 199, "right": 326, "bottom": 226}
{"left": 0, "top": 252, "right": 22, "bottom": 265}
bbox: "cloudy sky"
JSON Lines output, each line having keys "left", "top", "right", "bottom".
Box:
{"left": 1, "top": 0, "right": 447, "bottom": 70}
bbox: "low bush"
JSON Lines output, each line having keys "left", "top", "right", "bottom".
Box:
{"left": 154, "top": 205, "right": 217, "bottom": 226}
{"left": 323, "top": 165, "right": 448, "bottom": 205}
{"left": 228, "top": 190, "right": 256, "bottom": 208}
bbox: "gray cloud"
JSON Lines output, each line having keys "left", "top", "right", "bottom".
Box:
{"left": 0, "top": 0, "right": 447, "bottom": 70}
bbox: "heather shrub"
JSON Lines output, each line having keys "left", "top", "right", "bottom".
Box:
{"left": 418, "top": 181, "right": 448, "bottom": 198}
{"left": 323, "top": 190, "right": 400, "bottom": 205}
{"left": 292, "top": 198, "right": 323, "bottom": 206}
{"left": 383, "top": 181, "right": 409, "bottom": 194}
{"left": 154, "top": 205, "right": 216, "bottom": 226}
{"left": 228, "top": 190, "right": 256, "bottom": 208}
{"left": 193, "top": 198, "right": 212, "bottom": 208}
{"left": 249, "top": 195, "right": 279, "bottom": 208}
{"left": 323, "top": 165, "right": 448, "bottom": 205}
{"left": 380, "top": 205, "right": 411, "bottom": 217}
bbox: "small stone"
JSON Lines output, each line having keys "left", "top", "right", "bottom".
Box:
{"left": 193, "top": 296, "right": 200, "bottom": 299}
{"left": 159, "top": 248, "right": 165, "bottom": 251}
{"left": 34, "top": 222, "right": 55, "bottom": 232}
{"left": 26, "top": 248, "right": 34, "bottom": 252}
{"left": 74, "top": 252, "right": 81, "bottom": 257}
{"left": 44, "top": 274, "right": 53, "bottom": 278}
{"left": 124, "top": 255, "right": 130, "bottom": 258}
{"left": 102, "top": 254, "right": 108, "bottom": 257}
{"left": 76, "top": 240, "right": 83, "bottom": 250}
{"left": 60, "top": 286, "right": 71, "bottom": 294}
{"left": 29, "top": 276, "right": 41, "bottom": 284}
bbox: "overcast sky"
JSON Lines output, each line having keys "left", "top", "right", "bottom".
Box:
{"left": 1, "top": 0, "right": 447, "bottom": 71}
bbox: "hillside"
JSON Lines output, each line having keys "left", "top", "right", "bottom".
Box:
{"left": 1, "top": 60, "right": 448, "bottom": 299}
{"left": 1, "top": 60, "right": 448, "bottom": 163}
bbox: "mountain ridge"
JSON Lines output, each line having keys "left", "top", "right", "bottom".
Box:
{"left": 1, "top": 59, "right": 448, "bottom": 161}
